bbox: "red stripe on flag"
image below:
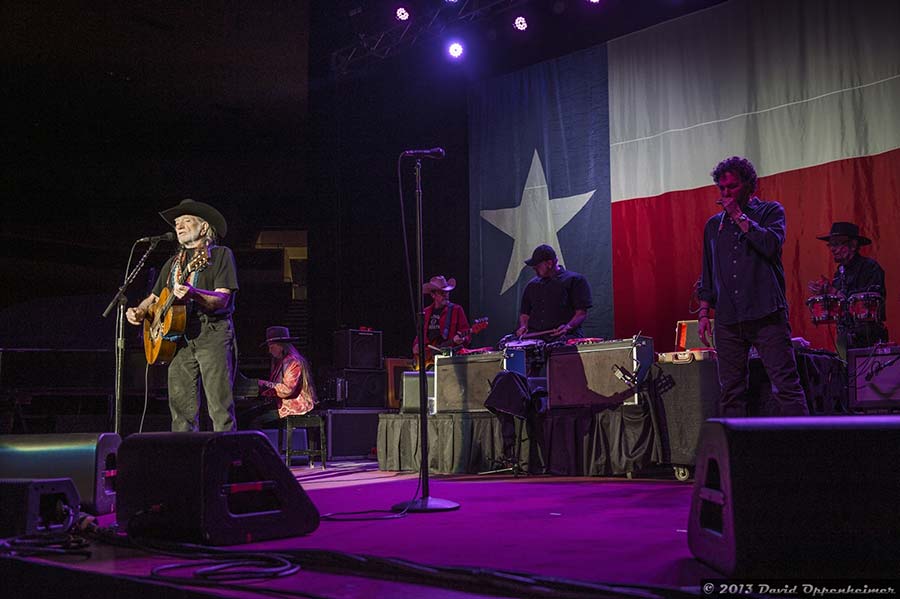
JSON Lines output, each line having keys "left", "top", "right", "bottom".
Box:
{"left": 613, "top": 148, "right": 900, "bottom": 353}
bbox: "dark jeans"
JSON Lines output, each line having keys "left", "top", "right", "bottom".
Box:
{"left": 168, "top": 318, "right": 237, "bottom": 432}
{"left": 715, "top": 311, "right": 809, "bottom": 417}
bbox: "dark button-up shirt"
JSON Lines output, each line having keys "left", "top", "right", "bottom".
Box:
{"left": 698, "top": 197, "right": 788, "bottom": 326}
{"left": 832, "top": 253, "right": 887, "bottom": 322}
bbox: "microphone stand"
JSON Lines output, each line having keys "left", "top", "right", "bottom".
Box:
{"left": 392, "top": 158, "right": 459, "bottom": 513}
{"left": 101, "top": 240, "right": 160, "bottom": 434}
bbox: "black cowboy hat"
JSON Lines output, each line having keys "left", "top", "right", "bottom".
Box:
{"left": 260, "top": 326, "right": 300, "bottom": 346}
{"left": 159, "top": 199, "right": 228, "bottom": 239}
{"left": 816, "top": 222, "right": 871, "bottom": 246}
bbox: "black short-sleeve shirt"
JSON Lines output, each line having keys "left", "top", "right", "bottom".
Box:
{"left": 152, "top": 245, "right": 239, "bottom": 319}
{"left": 520, "top": 268, "right": 592, "bottom": 335}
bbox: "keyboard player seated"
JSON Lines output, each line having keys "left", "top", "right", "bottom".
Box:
{"left": 237, "top": 326, "right": 317, "bottom": 430}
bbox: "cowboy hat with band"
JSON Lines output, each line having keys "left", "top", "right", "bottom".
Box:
{"left": 816, "top": 222, "right": 871, "bottom": 246}
{"left": 423, "top": 275, "right": 456, "bottom": 294}
{"left": 159, "top": 199, "right": 228, "bottom": 239}
{"left": 260, "top": 326, "right": 300, "bottom": 346}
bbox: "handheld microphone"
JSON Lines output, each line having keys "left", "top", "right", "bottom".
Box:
{"left": 402, "top": 147, "right": 446, "bottom": 159}
{"left": 137, "top": 232, "right": 176, "bottom": 243}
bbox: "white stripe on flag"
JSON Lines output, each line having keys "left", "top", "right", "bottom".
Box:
{"left": 608, "top": 0, "right": 900, "bottom": 202}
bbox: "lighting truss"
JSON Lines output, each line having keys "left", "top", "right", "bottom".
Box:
{"left": 331, "top": 0, "right": 531, "bottom": 75}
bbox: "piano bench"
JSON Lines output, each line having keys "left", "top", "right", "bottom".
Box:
{"left": 279, "top": 413, "right": 326, "bottom": 469}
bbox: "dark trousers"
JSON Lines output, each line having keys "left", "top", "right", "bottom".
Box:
{"left": 715, "top": 311, "right": 808, "bottom": 417}
{"left": 168, "top": 318, "right": 237, "bottom": 432}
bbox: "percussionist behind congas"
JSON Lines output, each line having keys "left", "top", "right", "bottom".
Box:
{"left": 807, "top": 222, "right": 888, "bottom": 360}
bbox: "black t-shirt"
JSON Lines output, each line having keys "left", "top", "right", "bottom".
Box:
{"left": 520, "top": 268, "right": 592, "bottom": 335}
{"left": 152, "top": 245, "right": 239, "bottom": 319}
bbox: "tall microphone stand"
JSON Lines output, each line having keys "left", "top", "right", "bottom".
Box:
{"left": 392, "top": 158, "right": 459, "bottom": 513}
{"left": 101, "top": 240, "right": 159, "bottom": 434}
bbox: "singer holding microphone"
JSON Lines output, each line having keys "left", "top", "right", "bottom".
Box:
{"left": 808, "top": 222, "right": 887, "bottom": 360}
{"left": 697, "top": 156, "right": 808, "bottom": 417}
{"left": 125, "top": 199, "right": 240, "bottom": 432}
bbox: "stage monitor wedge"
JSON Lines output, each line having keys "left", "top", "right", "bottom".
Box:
{"left": 688, "top": 416, "right": 900, "bottom": 577}
{"left": 116, "top": 431, "right": 319, "bottom": 545}
{"left": 0, "top": 478, "right": 81, "bottom": 537}
{"left": 0, "top": 433, "right": 120, "bottom": 515}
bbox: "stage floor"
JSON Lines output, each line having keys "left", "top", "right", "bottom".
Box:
{"left": 6, "top": 460, "right": 719, "bottom": 598}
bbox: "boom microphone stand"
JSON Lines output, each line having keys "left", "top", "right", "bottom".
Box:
{"left": 392, "top": 151, "right": 459, "bottom": 513}
{"left": 102, "top": 239, "right": 161, "bottom": 434}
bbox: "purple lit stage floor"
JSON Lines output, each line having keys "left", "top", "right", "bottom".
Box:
{"left": 11, "top": 461, "right": 718, "bottom": 598}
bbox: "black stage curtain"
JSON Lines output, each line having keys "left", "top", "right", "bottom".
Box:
{"left": 377, "top": 352, "right": 844, "bottom": 476}
{"left": 377, "top": 400, "right": 659, "bottom": 476}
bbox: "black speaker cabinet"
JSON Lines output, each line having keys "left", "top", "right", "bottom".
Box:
{"left": 0, "top": 433, "right": 120, "bottom": 515}
{"left": 654, "top": 361, "right": 720, "bottom": 466}
{"left": 548, "top": 337, "right": 653, "bottom": 407}
{"left": 116, "top": 431, "right": 319, "bottom": 545}
{"left": 337, "top": 368, "right": 386, "bottom": 408}
{"left": 326, "top": 409, "right": 385, "bottom": 459}
{"left": 848, "top": 346, "right": 900, "bottom": 410}
{"left": 334, "top": 329, "right": 383, "bottom": 369}
{"left": 401, "top": 370, "right": 434, "bottom": 413}
{"left": 0, "top": 478, "right": 81, "bottom": 537}
{"left": 689, "top": 417, "right": 900, "bottom": 577}
{"left": 433, "top": 352, "right": 505, "bottom": 412}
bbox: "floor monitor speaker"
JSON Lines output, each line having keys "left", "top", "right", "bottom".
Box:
{"left": 0, "top": 478, "right": 81, "bottom": 537}
{"left": 116, "top": 431, "right": 319, "bottom": 545}
{"left": 688, "top": 416, "right": 900, "bottom": 576}
{"left": 0, "top": 433, "right": 120, "bottom": 514}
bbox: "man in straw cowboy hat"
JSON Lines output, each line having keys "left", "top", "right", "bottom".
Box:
{"left": 126, "top": 199, "right": 239, "bottom": 431}
{"left": 808, "top": 221, "right": 887, "bottom": 359}
{"left": 239, "top": 326, "right": 317, "bottom": 430}
{"left": 412, "top": 275, "right": 472, "bottom": 365}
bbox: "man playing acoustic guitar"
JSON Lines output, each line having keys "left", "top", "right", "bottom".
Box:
{"left": 126, "top": 199, "right": 239, "bottom": 432}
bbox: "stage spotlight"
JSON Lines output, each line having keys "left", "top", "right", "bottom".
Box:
{"left": 447, "top": 42, "right": 464, "bottom": 59}
{"left": 587, "top": 0, "right": 601, "bottom": 4}
{"left": 445, "top": 0, "right": 459, "bottom": 3}
{"left": 513, "top": 16, "right": 528, "bottom": 31}
{"left": 396, "top": 7, "right": 410, "bottom": 21}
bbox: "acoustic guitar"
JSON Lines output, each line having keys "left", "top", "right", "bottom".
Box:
{"left": 143, "top": 250, "right": 209, "bottom": 365}
{"left": 414, "top": 317, "right": 489, "bottom": 370}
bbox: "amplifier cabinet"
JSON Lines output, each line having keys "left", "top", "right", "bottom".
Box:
{"left": 336, "top": 369, "right": 386, "bottom": 409}
{"left": 676, "top": 319, "right": 715, "bottom": 350}
{"left": 655, "top": 360, "right": 720, "bottom": 466}
{"left": 326, "top": 409, "right": 386, "bottom": 459}
{"left": 848, "top": 346, "right": 900, "bottom": 410}
{"left": 334, "top": 329, "right": 383, "bottom": 370}
{"left": 401, "top": 371, "right": 435, "bottom": 414}
{"left": 433, "top": 352, "right": 506, "bottom": 413}
{"left": 547, "top": 337, "right": 654, "bottom": 407}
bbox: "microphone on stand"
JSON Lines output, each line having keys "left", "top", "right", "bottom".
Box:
{"left": 137, "top": 232, "right": 176, "bottom": 243}
{"left": 402, "top": 147, "right": 446, "bottom": 159}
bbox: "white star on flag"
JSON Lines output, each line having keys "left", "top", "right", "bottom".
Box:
{"left": 480, "top": 149, "right": 595, "bottom": 294}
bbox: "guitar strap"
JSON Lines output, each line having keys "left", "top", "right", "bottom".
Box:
{"left": 442, "top": 302, "right": 454, "bottom": 340}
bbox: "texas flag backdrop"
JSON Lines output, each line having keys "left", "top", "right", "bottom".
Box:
{"left": 471, "top": 0, "right": 900, "bottom": 352}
